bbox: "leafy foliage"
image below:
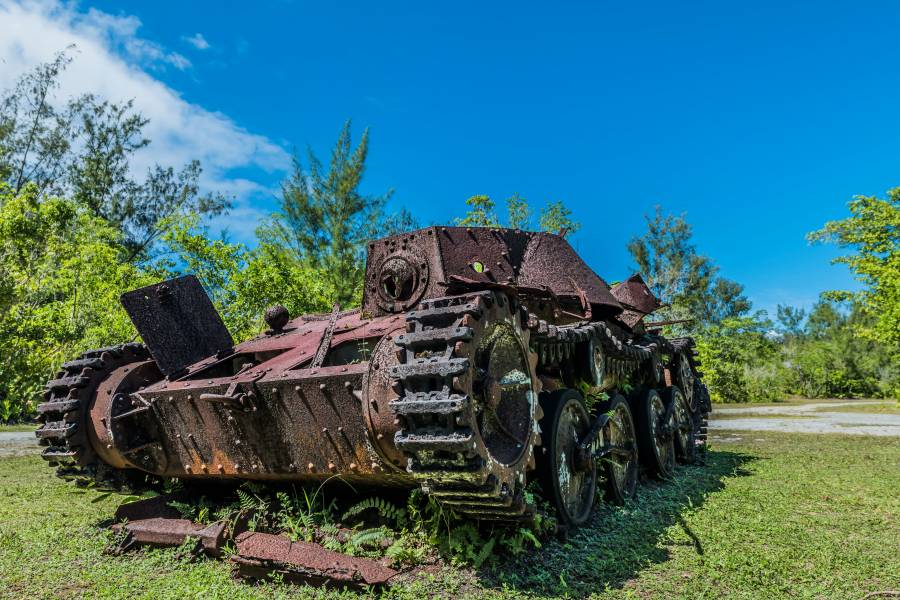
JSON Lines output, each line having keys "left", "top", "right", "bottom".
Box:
{"left": 0, "top": 184, "right": 154, "bottom": 421}
{"left": 159, "top": 215, "right": 335, "bottom": 341}
{"left": 809, "top": 187, "right": 900, "bottom": 345}
{"left": 694, "top": 315, "right": 782, "bottom": 403}
{"left": 342, "top": 496, "right": 407, "bottom": 528}
{"left": 456, "top": 194, "right": 580, "bottom": 236}
{"left": 262, "top": 121, "right": 415, "bottom": 306}
{"left": 777, "top": 299, "right": 899, "bottom": 399}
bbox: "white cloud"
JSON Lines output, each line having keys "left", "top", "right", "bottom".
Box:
{"left": 0, "top": 0, "right": 290, "bottom": 239}
{"left": 183, "top": 33, "right": 210, "bottom": 51}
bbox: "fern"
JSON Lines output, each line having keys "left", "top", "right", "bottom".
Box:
{"left": 236, "top": 489, "right": 257, "bottom": 512}
{"left": 213, "top": 502, "right": 239, "bottom": 522}
{"left": 472, "top": 537, "right": 496, "bottom": 568}
{"left": 322, "top": 537, "right": 343, "bottom": 552}
{"left": 343, "top": 497, "right": 407, "bottom": 527}
{"left": 349, "top": 527, "right": 392, "bottom": 553}
{"left": 168, "top": 500, "right": 197, "bottom": 520}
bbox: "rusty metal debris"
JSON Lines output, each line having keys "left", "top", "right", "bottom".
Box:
{"left": 231, "top": 531, "right": 398, "bottom": 587}
{"left": 108, "top": 495, "right": 232, "bottom": 557}
{"left": 106, "top": 495, "right": 397, "bottom": 587}
{"left": 111, "top": 518, "right": 228, "bottom": 556}
{"left": 38, "top": 225, "right": 712, "bottom": 539}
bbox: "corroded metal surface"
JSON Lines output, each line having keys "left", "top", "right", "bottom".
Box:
{"left": 231, "top": 531, "right": 398, "bottom": 587}
{"left": 111, "top": 518, "right": 228, "bottom": 556}
{"left": 363, "top": 227, "right": 623, "bottom": 320}
{"left": 110, "top": 495, "right": 231, "bottom": 556}
{"left": 609, "top": 274, "right": 662, "bottom": 329}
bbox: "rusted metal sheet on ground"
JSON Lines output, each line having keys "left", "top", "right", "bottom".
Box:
{"left": 231, "top": 531, "right": 398, "bottom": 587}
{"left": 110, "top": 494, "right": 232, "bottom": 556}
{"left": 111, "top": 518, "right": 228, "bottom": 556}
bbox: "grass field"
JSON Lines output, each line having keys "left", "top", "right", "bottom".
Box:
{"left": 0, "top": 423, "right": 37, "bottom": 433}
{"left": 1, "top": 430, "right": 898, "bottom": 599}
{"left": 813, "top": 401, "right": 900, "bottom": 415}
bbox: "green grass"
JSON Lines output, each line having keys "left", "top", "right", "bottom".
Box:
{"left": 813, "top": 401, "right": 900, "bottom": 415}
{"left": 0, "top": 423, "right": 37, "bottom": 433}
{"left": 713, "top": 397, "right": 882, "bottom": 408}
{"left": 1, "top": 431, "right": 898, "bottom": 599}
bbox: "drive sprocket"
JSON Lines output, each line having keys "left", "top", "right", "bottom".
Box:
{"left": 391, "top": 291, "right": 542, "bottom": 520}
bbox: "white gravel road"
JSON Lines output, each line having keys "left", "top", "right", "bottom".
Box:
{"left": 709, "top": 401, "right": 900, "bottom": 436}
{"left": 0, "top": 431, "right": 39, "bottom": 458}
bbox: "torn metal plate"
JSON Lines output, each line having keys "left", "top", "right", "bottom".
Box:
{"left": 120, "top": 275, "right": 233, "bottom": 376}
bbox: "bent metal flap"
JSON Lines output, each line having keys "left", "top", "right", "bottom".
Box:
{"left": 120, "top": 275, "right": 234, "bottom": 377}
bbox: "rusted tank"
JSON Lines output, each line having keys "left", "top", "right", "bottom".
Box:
{"left": 36, "top": 227, "right": 711, "bottom": 526}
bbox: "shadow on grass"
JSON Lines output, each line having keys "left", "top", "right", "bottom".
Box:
{"left": 484, "top": 449, "right": 755, "bottom": 598}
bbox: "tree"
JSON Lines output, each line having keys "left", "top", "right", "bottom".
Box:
{"left": 0, "top": 51, "right": 229, "bottom": 260}
{"left": 776, "top": 305, "right": 806, "bottom": 337}
{"left": 808, "top": 188, "right": 900, "bottom": 345}
{"left": 160, "top": 216, "right": 335, "bottom": 340}
{"left": 781, "top": 298, "right": 899, "bottom": 399}
{"left": 506, "top": 193, "right": 531, "bottom": 229}
{"left": 627, "top": 206, "right": 749, "bottom": 325}
{"left": 693, "top": 315, "right": 782, "bottom": 403}
{"left": 0, "top": 50, "right": 74, "bottom": 196}
{"left": 263, "top": 121, "right": 412, "bottom": 307}
{"left": 456, "top": 195, "right": 500, "bottom": 227}
{"left": 538, "top": 200, "right": 580, "bottom": 235}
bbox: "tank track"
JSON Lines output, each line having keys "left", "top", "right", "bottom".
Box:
{"left": 528, "top": 317, "right": 671, "bottom": 381}
{"left": 391, "top": 291, "right": 539, "bottom": 521}
{"left": 528, "top": 318, "right": 708, "bottom": 448}
{"left": 35, "top": 343, "right": 152, "bottom": 489}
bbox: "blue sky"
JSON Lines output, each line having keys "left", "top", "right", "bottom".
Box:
{"left": 4, "top": 1, "right": 899, "bottom": 317}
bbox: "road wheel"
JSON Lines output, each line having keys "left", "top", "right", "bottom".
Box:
{"left": 596, "top": 393, "right": 638, "bottom": 505}
{"left": 632, "top": 388, "right": 675, "bottom": 478}
{"left": 536, "top": 389, "right": 597, "bottom": 527}
{"left": 664, "top": 386, "right": 696, "bottom": 464}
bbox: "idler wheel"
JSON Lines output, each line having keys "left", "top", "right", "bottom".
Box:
{"left": 596, "top": 393, "right": 639, "bottom": 505}
{"left": 665, "top": 385, "right": 697, "bottom": 464}
{"left": 632, "top": 388, "right": 675, "bottom": 478}
{"left": 535, "top": 389, "right": 596, "bottom": 527}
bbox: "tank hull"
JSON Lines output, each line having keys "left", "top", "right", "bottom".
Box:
{"left": 37, "top": 226, "right": 712, "bottom": 524}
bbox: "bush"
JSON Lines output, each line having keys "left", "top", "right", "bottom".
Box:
{"left": 694, "top": 315, "right": 784, "bottom": 403}
{"left": 0, "top": 184, "right": 154, "bottom": 421}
